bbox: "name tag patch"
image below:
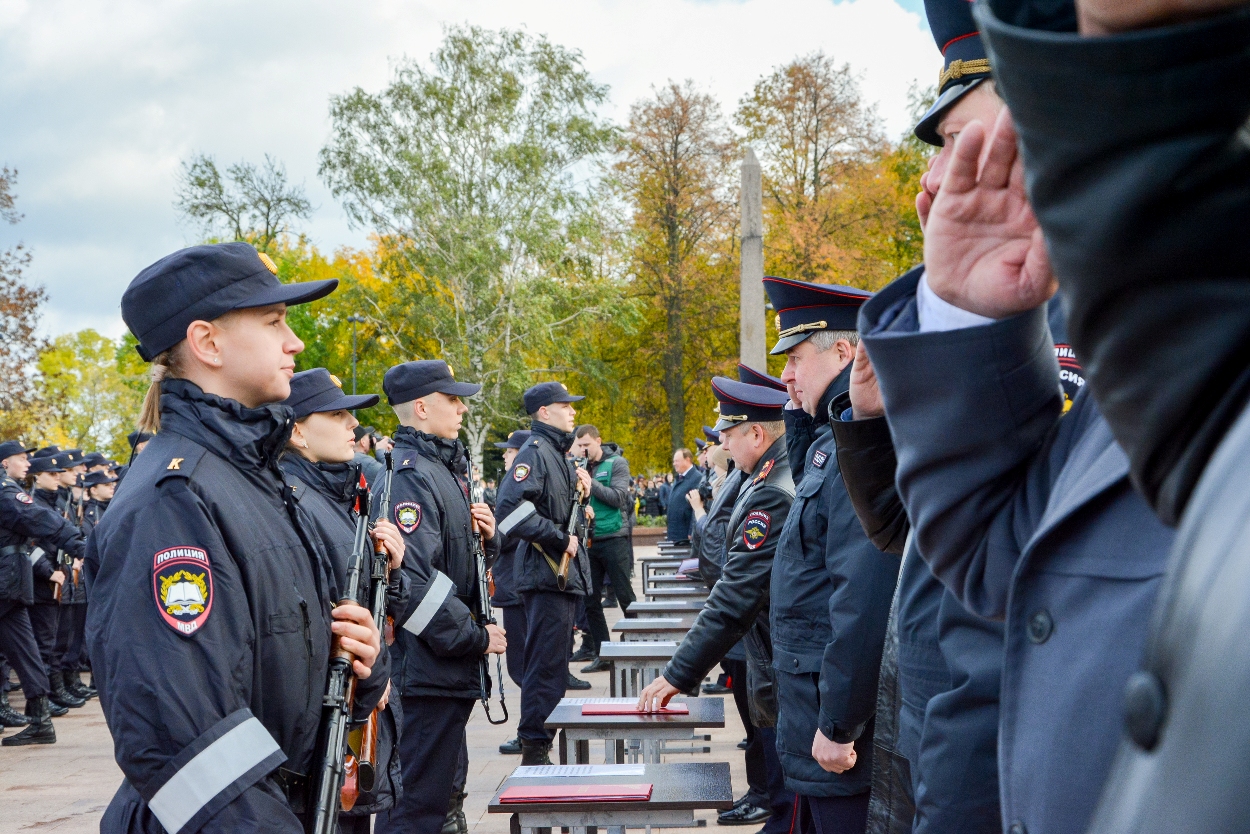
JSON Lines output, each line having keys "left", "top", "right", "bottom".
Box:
{"left": 395, "top": 501, "right": 422, "bottom": 533}
{"left": 811, "top": 450, "right": 828, "bottom": 469}
{"left": 743, "top": 510, "right": 771, "bottom": 550}
{"left": 153, "top": 546, "right": 214, "bottom": 636}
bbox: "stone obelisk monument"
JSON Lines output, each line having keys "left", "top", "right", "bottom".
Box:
{"left": 739, "top": 148, "right": 766, "bottom": 370}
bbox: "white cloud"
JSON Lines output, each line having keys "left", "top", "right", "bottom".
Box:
{"left": 0, "top": 0, "right": 939, "bottom": 339}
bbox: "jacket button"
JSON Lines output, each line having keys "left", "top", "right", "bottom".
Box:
{"left": 1027, "top": 609, "right": 1053, "bottom": 644}
{"left": 793, "top": 658, "right": 800, "bottom": 669}
{"left": 1009, "top": 823, "right": 1026, "bottom": 834}
{"left": 1123, "top": 671, "right": 1167, "bottom": 751}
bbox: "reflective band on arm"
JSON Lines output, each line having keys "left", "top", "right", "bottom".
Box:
{"left": 402, "top": 571, "right": 455, "bottom": 638}
{"left": 497, "top": 501, "right": 536, "bottom": 536}
{"left": 147, "top": 715, "right": 281, "bottom": 834}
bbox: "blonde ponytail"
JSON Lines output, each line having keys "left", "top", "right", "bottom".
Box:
{"left": 137, "top": 347, "right": 184, "bottom": 434}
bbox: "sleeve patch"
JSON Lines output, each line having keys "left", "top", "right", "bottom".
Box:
{"left": 394, "top": 501, "right": 422, "bottom": 533}
{"left": 153, "top": 547, "right": 214, "bottom": 636}
{"left": 743, "top": 510, "right": 771, "bottom": 550}
{"left": 14, "top": 492, "right": 32, "bottom": 504}
{"left": 512, "top": 463, "right": 531, "bottom": 482}
{"left": 811, "top": 450, "right": 828, "bottom": 469}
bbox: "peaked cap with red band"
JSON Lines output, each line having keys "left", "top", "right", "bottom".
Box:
{"left": 914, "top": 0, "right": 994, "bottom": 146}
{"left": 763, "top": 276, "right": 872, "bottom": 355}
{"left": 737, "top": 363, "right": 787, "bottom": 393}
{"left": 711, "top": 376, "right": 791, "bottom": 432}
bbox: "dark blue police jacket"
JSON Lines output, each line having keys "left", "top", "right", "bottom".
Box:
{"left": 772, "top": 365, "right": 901, "bottom": 797}
{"left": 665, "top": 466, "right": 702, "bottom": 543}
{"left": 85, "top": 380, "right": 388, "bottom": 834}
{"left": 861, "top": 271, "right": 1175, "bottom": 834}
{"left": 0, "top": 478, "right": 81, "bottom": 606}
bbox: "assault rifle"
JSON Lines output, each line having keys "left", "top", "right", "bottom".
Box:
{"left": 311, "top": 471, "right": 372, "bottom": 834}
{"left": 555, "top": 459, "right": 589, "bottom": 592}
{"left": 470, "top": 480, "right": 508, "bottom": 725}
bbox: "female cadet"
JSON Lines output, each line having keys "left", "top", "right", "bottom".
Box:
{"left": 86, "top": 243, "right": 385, "bottom": 834}
{"left": 278, "top": 368, "right": 409, "bottom": 832}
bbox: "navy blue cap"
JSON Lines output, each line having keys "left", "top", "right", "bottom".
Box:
{"left": 32, "top": 445, "right": 60, "bottom": 459}
{"left": 83, "top": 469, "right": 119, "bottom": 488}
{"left": 737, "top": 363, "right": 787, "bottom": 393}
{"left": 62, "top": 449, "right": 84, "bottom": 466}
{"left": 0, "top": 440, "right": 35, "bottom": 460}
{"left": 711, "top": 377, "right": 791, "bottom": 432}
{"left": 28, "top": 454, "right": 66, "bottom": 474}
{"left": 122, "top": 242, "right": 338, "bottom": 361}
{"left": 702, "top": 426, "right": 720, "bottom": 444}
{"left": 763, "top": 277, "right": 872, "bottom": 354}
{"left": 695, "top": 438, "right": 707, "bottom": 451}
{"left": 913, "top": 0, "right": 993, "bottom": 146}
{"left": 283, "top": 368, "right": 379, "bottom": 419}
{"left": 523, "top": 382, "right": 584, "bottom": 415}
{"left": 127, "top": 430, "right": 153, "bottom": 449}
{"left": 494, "top": 429, "right": 532, "bottom": 450}
{"left": 81, "top": 452, "right": 109, "bottom": 468}
{"left": 384, "top": 360, "right": 481, "bottom": 406}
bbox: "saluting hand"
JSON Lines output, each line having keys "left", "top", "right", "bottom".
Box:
{"left": 371, "top": 519, "right": 405, "bottom": 570}
{"left": 811, "top": 730, "right": 857, "bottom": 773}
{"left": 331, "top": 603, "right": 382, "bottom": 679}
{"left": 923, "top": 108, "right": 1056, "bottom": 320}
{"left": 470, "top": 502, "right": 495, "bottom": 539}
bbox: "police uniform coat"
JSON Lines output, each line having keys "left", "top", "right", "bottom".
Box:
{"left": 0, "top": 478, "right": 82, "bottom": 608}
{"left": 772, "top": 366, "right": 901, "bottom": 798}
{"left": 32, "top": 487, "right": 86, "bottom": 605}
{"left": 384, "top": 426, "right": 495, "bottom": 701}
{"left": 85, "top": 380, "right": 388, "bottom": 834}
{"left": 861, "top": 272, "right": 1175, "bottom": 834}
{"left": 494, "top": 421, "right": 590, "bottom": 597}
{"left": 662, "top": 436, "right": 793, "bottom": 726}
{"left": 693, "top": 467, "right": 746, "bottom": 587}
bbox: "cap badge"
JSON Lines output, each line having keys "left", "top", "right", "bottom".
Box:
{"left": 446, "top": 364, "right": 454, "bottom": 377}
{"left": 330, "top": 374, "right": 343, "bottom": 389}
{"left": 258, "top": 252, "right": 279, "bottom": 274}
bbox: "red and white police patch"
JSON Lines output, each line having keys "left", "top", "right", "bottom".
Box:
{"left": 512, "top": 463, "right": 530, "bottom": 482}
{"left": 14, "top": 492, "right": 32, "bottom": 504}
{"left": 394, "top": 501, "right": 422, "bottom": 533}
{"left": 743, "top": 510, "right": 771, "bottom": 550}
{"left": 152, "top": 546, "right": 213, "bottom": 636}
{"left": 811, "top": 450, "right": 828, "bottom": 469}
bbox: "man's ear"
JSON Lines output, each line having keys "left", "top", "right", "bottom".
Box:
{"left": 838, "top": 339, "right": 857, "bottom": 367}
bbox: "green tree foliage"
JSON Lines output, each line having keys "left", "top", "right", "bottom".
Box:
{"left": 0, "top": 167, "right": 48, "bottom": 441}
{"left": 36, "top": 329, "right": 145, "bottom": 458}
{"left": 318, "top": 25, "right": 622, "bottom": 471}
{"left": 175, "top": 154, "right": 313, "bottom": 253}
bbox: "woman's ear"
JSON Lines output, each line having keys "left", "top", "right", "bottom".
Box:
{"left": 184, "top": 319, "right": 223, "bottom": 369}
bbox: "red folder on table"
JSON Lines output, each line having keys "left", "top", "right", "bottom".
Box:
{"left": 581, "top": 704, "right": 689, "bottom": 715}
{"left": 499, "top": 784, "right": 654, "bottom": 803}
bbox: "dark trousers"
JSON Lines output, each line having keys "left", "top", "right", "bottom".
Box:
{"left": 0, "top": 602, "right": 50, "bottom": 699}
{"left": 376, "top": 695, "right": 474, "bottom": 834}
{"left": 27, "top": 602, "right": 61, "bottom": 678}
{"left": 55, "top": 602, "right": 86, "bottom": 672}
{"left": 519, "top": 590, "right": 576, "bottom": 744}
{"left": 726, "top": 659, "right": 766, "bottom": 801}
{"left": 758, "top": 727, "right": 796, "bottom": 834}
{"left": 501, "top": 604, "right": 528, "bottom": 689}
{"left": 584, "top": 536, "right": 636, "bottom": 653}
{"left": 799, "top": 793, "right": 870, "bottom": 834}
{"left": 452, "top": 729, "right": 468, "bottom": 794}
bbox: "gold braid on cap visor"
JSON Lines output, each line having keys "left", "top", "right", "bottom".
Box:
{"left": 777, "top": 320, "right": 828, "bottom": 339}
{"left": 938, "top": 58, "right": 991, "bottom": 90}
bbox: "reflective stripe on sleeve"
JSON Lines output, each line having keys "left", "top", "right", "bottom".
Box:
{"left": 402, "top": 570, "right": 455, "bottom": 638}
{"left": 497, "top": 500, "right": 536, "bottom": 536}
{"left": 147, "top": 715, "right": 281, "bottom": 834}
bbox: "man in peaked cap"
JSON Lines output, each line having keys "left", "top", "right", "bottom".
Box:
{"left": 761, "top": 276, "right": 897, "bottom": 834}
{"left": 639, "top": 376, "right": 796, "bottom": 834}
{"left": 375, "top": 359, "right": 505, "bottom": 834}
{"left": 737, "top": 363, "right": 787, "bottom": 393}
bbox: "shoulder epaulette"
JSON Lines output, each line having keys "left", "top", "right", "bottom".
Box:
{"left": 154, "top": 444, "right": 207, "bottom": 485}
{"left": 394, "top": 455, "right": 420, "bottom": 471}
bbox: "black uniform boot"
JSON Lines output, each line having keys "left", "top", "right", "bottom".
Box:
{"left": 47, "top": 700, "right": 69, "bottom": 717}
{"left": 0, "top": 689, "right": 32, "bottom": 728}
{"left": 48, "top": 675, "right": 85, "bottom": 709}
{"left": 64, "top": 670, "right": 95, "bottom": 700}
{"left": 2, "top": 696, "right": 56, "bottom": 746}
{"left": 499, "top": 736, "right": 523, "bottom": 755}
{"left": 441, "top": 790, "right": 468, "bottom": 834}
{"left": 520, "top": 740, "right": 553, "bottom": 766}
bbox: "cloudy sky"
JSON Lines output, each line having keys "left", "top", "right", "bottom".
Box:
{"left": 0, "top": 0, "right": 940, "bottom": 339}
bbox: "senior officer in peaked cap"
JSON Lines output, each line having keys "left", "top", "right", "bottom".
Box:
{"left": 493, "top": 381, "right": 593, "bottom": 765}
{"left": 641, "top": 376, "right": 797, "bottom": 834}
{"left": 374, "top": 359, "right": 504, "bottom": 834}
{"left": 762, "top": 276, "right": 899, "bottom": 834}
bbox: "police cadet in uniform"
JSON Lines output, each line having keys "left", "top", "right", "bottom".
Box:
{"left": 493, "top": 381, "right": 591, "bottom": 766}
{"left": 638, "top": 375, "right": 796, "bottom": 834}
{"left": 490, "top": 429, "right": 530, "bottom": 757}
{"left": 763, "top": 276, "right": 898, "bottom": 834}
{"left": 278, "top": 368, "right": 408, "bottom": 832}
{"left": 86, "top": 242, "right": 386, "bottom": 832}
{"left": 0, "top": 440, "right": 84, "bottom": 743}
{"left": 373, "top": 359, "right": 505, "bottom": 834}
{"left": 80, "top": 468, "right": 118, "bottom": 538}
{"left": 53, "top": 448, "right": 92, "bottom": 705}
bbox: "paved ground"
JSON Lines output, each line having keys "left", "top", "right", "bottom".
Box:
{"left": 0, "top": 544, "right": 750, "bottom": 831}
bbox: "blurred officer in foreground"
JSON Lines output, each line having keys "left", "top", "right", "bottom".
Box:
{"left": 764, "top": 276, "right": 896, "bottom": 834}
{"left": 0, "top": 440, "right": 83, "bottom": 745}
{"left": 374, "top": 360, "right": 504, "bottom": 834}
{"left": 494, "top": 381, "right": 591, "bottom": 766}
{"left": 968, "top": 2, "right": 1250, "bottom": 829}
{"left": 87, "top": 242, "right": 385, "bottom": 832}
{"left": 490, "top": 429, "right": 530, "bottom": 757}
{"left": 278, "top": 368, "right": 408, "bottom": 832}
{"left": 639, "top": 375, "right": 796, "bottom": 834}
